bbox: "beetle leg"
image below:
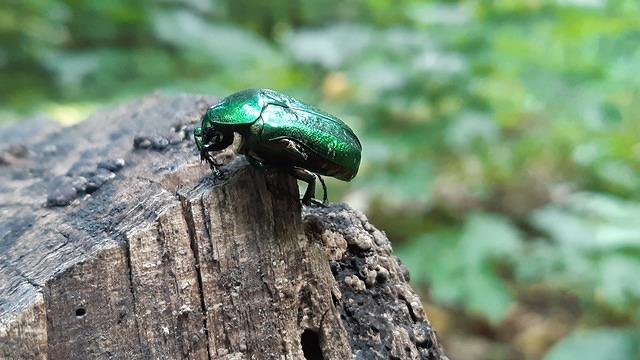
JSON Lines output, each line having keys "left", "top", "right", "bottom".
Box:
{"left": 194, "top": 127, "right": 204, "bottom": 152}
{"left": 290, "top": 168, "right": 325, "bottom": 206}
{"left": 281, "top": 139, "right": 308, "bottom": 160}
{"left": 246, "top": 155, "right": 266, "bottom": 171}
{"left": 200, "top": 150, "right": 214, "bottom": 167}
{"left": 200, "top": 149, "right": 223, "bottom": 178}
{"left": 291, "top": 168, "right": 316, "bottom": 205}
{"left": 205, "top": 156, "right": 219, "bottom": 176}
{"left": 316, "top": 174, "right": 328, "bottom": 205}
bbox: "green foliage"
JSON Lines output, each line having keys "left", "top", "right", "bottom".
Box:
{"left": 523, "top": 192, "right": 640, "bottom": 311}
{"left": 545, "top": 328, "right": 640, "bottom": 360}
{"left": 2, "top": 0, "right": 640, "bottom": 357}
{"left": 399, "top": 213, "right": 522, "bottom": 323}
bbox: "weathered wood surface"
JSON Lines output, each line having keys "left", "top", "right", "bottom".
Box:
{"left": 0, "top": 94, "right": 447, "bottom": 359}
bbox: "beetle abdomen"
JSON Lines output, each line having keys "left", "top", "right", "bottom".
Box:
{"left": 258, "top": 104, "right": 361, "bottom": 181}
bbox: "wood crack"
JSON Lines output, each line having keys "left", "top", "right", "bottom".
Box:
{"left": 179, "top": 194, "right": 212, "bottom": 360}
{"left": 123, "top": 238, "right": 146, "bottom": 355}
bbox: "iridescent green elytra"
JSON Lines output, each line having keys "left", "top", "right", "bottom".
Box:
{"left": 194, "top": 88, "right": 362, "bottom": 205}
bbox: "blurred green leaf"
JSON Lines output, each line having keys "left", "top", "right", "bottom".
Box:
{"left": 532, "top": 192, "right": 640, "bottom": 251}
{"left": 42, "top": 51, "right": 102, "bottom": 90}
{"left": 152, "top": 9, "right": 285, "bottom": 69}
{"left": 460, "top": 212, "right": 522, "bottom": 265}
{"left": 598, "top": 255, "right": 640, "bottom": 308}
{"left": 406, "top": 3, "right": 473, "bottom": 26}
{"left": 445, "top": 112, "right": 499, "bottom": 151}
{"left": 465, "top": 265, "right": 513, "bottom": 324}
{"left": 400, "top": 213, "right": 522, "bottom": 323}
{"left": 545, "top": 328, "right": 640, "bottom": 360}
{"left": 521, "top": 192, "right": 640, "bottom": 310}
{"left": 282, "top": 24, "right": 373, "bottom": 69}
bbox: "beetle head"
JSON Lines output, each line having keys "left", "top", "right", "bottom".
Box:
{"left": 203, "top": 127, "right": 234, "bottom": 152}
{"left": 195, "top": 125, "right": 234, "bottom": 169}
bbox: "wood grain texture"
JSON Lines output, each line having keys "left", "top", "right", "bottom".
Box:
{"left": 0, "top": 94, "right": 447, "bottom": 359}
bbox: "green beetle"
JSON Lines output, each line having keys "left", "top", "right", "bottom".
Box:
{"left": 194, "top": 88, "right": 362, "bottom": 205}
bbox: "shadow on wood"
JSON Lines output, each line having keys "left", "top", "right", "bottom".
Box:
{"left": 0, "top": 94, "right": 447, "bottom": 359}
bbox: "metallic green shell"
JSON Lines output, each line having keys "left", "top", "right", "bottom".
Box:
{"left": 257, "top": 102, "right": 361, "bottom": 180}
{"left": 201, "top": 89, "right": 267, "bottom": 127}
{"left": 200, "top": 88, "right": 362, "bottom": 181}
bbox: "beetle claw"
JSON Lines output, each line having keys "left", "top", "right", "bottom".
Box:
{"left": 212, "top": 168, "right": 223, "bottom": 180}
{"left": 305, "top": 198, "right": 327, "bottom": 208}
{"left": 200, "top": 150, "right": 227, "bottom": 180}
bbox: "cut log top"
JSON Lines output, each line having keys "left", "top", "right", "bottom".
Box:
{"left": 0, "top": 94, "right": 447, "bottom": 359}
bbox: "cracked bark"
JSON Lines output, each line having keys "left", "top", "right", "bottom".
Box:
{"left": 0, "top": 94, "right": 447, "bottom": 359}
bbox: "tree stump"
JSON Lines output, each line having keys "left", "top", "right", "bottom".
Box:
{"left": 0, "top": 94, "right": 447, "bottom": 359}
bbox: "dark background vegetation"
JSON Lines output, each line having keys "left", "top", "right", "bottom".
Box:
{"left": 2, "top": 0, "right": 639, "bottom": 358}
